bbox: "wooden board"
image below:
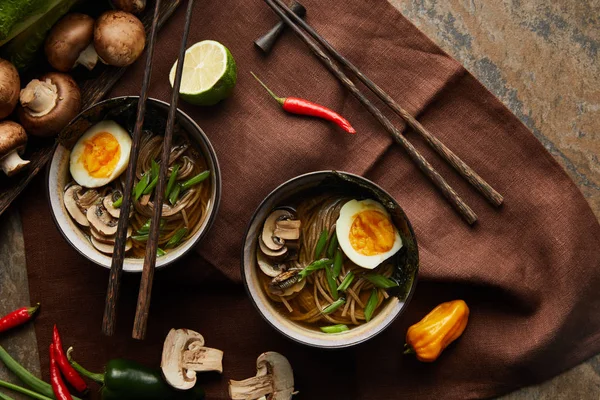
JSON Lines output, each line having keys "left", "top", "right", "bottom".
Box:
{"left": 0, "top": 0, "right": 181, "bottom": 217}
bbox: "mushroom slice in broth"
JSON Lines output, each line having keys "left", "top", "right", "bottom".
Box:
{"left": 63, "top": 184, "right": 89, "bottom": 227}
{"left": 87, "top": 204, "right": 118, "bottom": 236}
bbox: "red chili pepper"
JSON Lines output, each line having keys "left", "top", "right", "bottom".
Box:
{"left": 49, "top": 344, "right": 73, "bottom": 400}
{"left": 251, "top": 72, "right": 356, "bottom": 134}
{"left": 52, "top": 325, "right": 88, "bottom": 393}
{"left": 0, "top": 303, "right": 40, "bottom": 333}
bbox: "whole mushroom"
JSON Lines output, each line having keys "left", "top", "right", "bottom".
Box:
{"left": 94, "top": 11, "right": 146, "bottom": 67}
{"left": 112, "top": 0, "right": 146, "bottom": 14}
{"left": 229, "top": 352, "right": 295, "bottom": 400}
{"left": 45, "top": 14, "right": 98, "bottom": 72}
{"left": 0, "top": 121, "right": 30, "bottom": 177}
{"left": 161, "top": 329, "right": 223, "bottom": 391}
{"left": 18, "top": 72, "right": 81, "bottom": 138}
{"left": 0, "top": 58, "right": 20, "bottom": 119}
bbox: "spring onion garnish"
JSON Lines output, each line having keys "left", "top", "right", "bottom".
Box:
{"left": 181, "top": 170, "right": 210, "bottom": 191}
{"left": 112, "top": 193, "right": 123, "bottom": 208}
{"left": 364, "top": 289, "right": 379, "bottom": 322}
{"left": 169, "top": 184, "right": 181, "bottom": 205}
{"left": 322, "top": 298, "right": 345, "bottom": 315}
{"left": 337, "top": 272, "right": 354, "bottom": 292}
{"left": 131, "top": 234, "right": 148, "bottom": 242}
{"left": 133, "top": 172, "right": 150, "bottom": 200}
{"left": 320, "top": 324, "right": 349, "bottom": 334}
{"left": 165, "top": 164, "right": 180, "bottom": 198}
{"left": 325, "top": 266, "right": 338, "bottom": 300}
{"left": 332, "top": 248, "right": 343, "bottom": 277}
{"left": 166, "top": 228, "right": 188, "bottom": 248}
{"left": 157, "top": 248, "right": 166, "bottom": 257}
{"left": 143, "top": 161, "right": 161, "bottom": 195}
{"left": 326, "top": 233, "right": 338, "bottom": 259}
{"left": 298, "top": 258, "right": 332, "bottom": 280}
{"left": 137, "top": 219, "right": 165, "bottom": 235}
{"left": 314, "top": 229, "right": 328, "bottom": 259}
{"left": 365, "top": 274, "right": 399, "bottom": 289}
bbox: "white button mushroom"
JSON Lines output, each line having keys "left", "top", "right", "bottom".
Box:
{"left": 45, "top": 14, "right": 99, "bottom": 72}
{"left": 18, "top": 72, "right": 81, "bottom": 138}
{"left": 94, "top": 11, "right": 146, "bottom": 67}
{"left": 229, "top": 352, "right": 295, "bottom": 400}
{"left": 111, "top": 0, "right": 147, "bottom": 14}
{"left": 0, "top": 58, "right": 20, "bottom": 119}
{"left": 161, "top": 329, "right": 224, "bottom": 391}
{"left": 0, "top": 121, "right": 30, "bottom": 177}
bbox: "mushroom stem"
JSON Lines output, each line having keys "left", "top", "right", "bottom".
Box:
{"left": 0, "top": 150, "right": 29, "bottom": 176}
{"left": 76, "top": 43, "right": 99, "bottom": 70}
{"left": 229, "top": 375, "right": 273, "bottom": 400}
{"left": 183, "top": 345, "right": 224, "bottom": 373}
{"left": 19, "top": 79, "right": 58, "bottom": 117}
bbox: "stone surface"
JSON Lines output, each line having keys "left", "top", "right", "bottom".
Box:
{"left": 0, "top": 209, "right": 40, "bottom": 400}
{"left": 0, "top": 0, "right": 598, "bottom": 399}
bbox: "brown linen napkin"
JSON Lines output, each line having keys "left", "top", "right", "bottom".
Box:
{"left": 17, "top": 0, "right": 600, "bottom": 399}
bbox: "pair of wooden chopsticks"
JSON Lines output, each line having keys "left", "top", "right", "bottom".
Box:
{"left": 264, "top": 0, "right": 504, "bottom": 224}
{"left": 102, "top": 0, "right": 195, "bottom": 339}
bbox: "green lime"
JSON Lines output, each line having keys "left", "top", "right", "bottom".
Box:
{"left": 169, "top": 40, "right": 237, "bottom": 106}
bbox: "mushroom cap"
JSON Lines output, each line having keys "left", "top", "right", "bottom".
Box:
{"left": 0, "top": 58, "right": 20, "bottom": 119}
{"left": 0, "top": 121, "right": 27, "bottom": 158}
{"left": 94, "top": 11, "right": 146, "bottom": 67}
{"left": 112, "top": 0, "right": 147, "bottom": 14}
{"left": 45, "top": 14, "right": 95, "bottom": 72}
{"left": 18, "top": 72, "right": 81, "bottom": 138}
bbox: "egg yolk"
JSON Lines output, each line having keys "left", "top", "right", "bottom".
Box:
{"left": 349, "top": 210, "right": 395, "bottom": 256}
{"left": 79, "top": 132, "right": 121, "bottom": 178}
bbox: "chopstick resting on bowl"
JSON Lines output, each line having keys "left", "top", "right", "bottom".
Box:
{"left": 132, "top": 0, "right": 196, "bottom": 340}
{"left": 263, "top": 0, "right": 505, "bottom": 224}
{"left": 102, "top": 0, "right": 163, "bottom": 337}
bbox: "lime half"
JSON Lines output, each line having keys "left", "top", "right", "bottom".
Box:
{"left": 169, "top": 40, "right": 237, "bottom": 106}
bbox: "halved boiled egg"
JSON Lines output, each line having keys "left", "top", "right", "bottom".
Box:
{"left": 69, "top": 120, "right": 132, "bottom": 188}
{"left": 336, "top": 199, "right": 403, "bottom": 269}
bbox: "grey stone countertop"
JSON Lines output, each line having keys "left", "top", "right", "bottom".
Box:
{"left": 0, "top": 0, "right": 598, "bottom": 399}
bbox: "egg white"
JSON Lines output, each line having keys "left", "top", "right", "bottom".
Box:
{"left": 336, "top": 199, "right": 403, "bottom": 270}
{"left": 69, "top": 120, "right": 132, "bottom": 188}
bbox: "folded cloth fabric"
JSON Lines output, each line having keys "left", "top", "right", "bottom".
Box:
{"left": 19, "top": 0, "right": 600, "bottom": 399}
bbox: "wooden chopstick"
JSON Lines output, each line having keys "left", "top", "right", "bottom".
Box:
{"left": 264, "top": 0, "right": 478, "bottom": 224}
{"left": 102, "top": 0, "right": 163, "bottom": 337}
{"left": 271, "top": 0, "right": 504, "bottom": 208}
{"left": 132, "top": 0, "right": 196, "bottom": 340}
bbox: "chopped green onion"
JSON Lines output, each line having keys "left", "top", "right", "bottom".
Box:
{"left": 142, "top": 161, "right": 161, "bottom": 195}
{"left": 365, "top": 274, "right": 399, "bottom": 289}
{"left": 314, "top": 229, "right": 328, "bottom": 259}
{"left": 364, "top": 289, "right": 379, "bottom": 322}
{"left": 169, "top": 184, "right": 181, "bottom": 205}
{"left": 320, "top": 324, "right": 349, "bottom": 334}
{"left": 166, "top": 228, "right": 188, "bottom": 248}
{"left": 325, "top": 266, "right": 338, "bottom": 300}
{"left": 131, "top": 234, "right": 148, "bottom": 242}
{"left": 181, "top": 170, "right": 210, "bottom": 191}
{"left": 165, "top": 164, "right": 180, "bottom": 198}
{"left": 143, "top": 176, "right": 159, "bottom": 195}
{"left": 156, "top": 248, "right": 166, "bottom": 257}
{"left": 136, "top": 219, "right": 165, "bottom": 235}
{"left": 332, "top": 248, "right": 343, "bottom": 277}
{"left": 337, "top": 272, "right": 354, "bottom": 292}
{"left": 326, "top": 233, "right": 338, "bottom": 259}
{"left": 134, "top": 172, "right": 150, "bottom": 200}
{"left": 298, "top": 258, "right": 332, "bottom": 280}
{"left": 322, "top": 298, "right": 345, "bottom": 315}
{"left": 112, "top": 196, "right": 123, "bottom": 208}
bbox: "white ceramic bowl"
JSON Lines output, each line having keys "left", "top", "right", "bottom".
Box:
{"left": 241, "top": 171, "right": 419, "bottom": 348}
{"left": 47, "top": 97, "right": 221, "bottom": 272}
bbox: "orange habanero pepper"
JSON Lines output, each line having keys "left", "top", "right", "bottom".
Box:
{"left": 404, "top": 300, "right": 469, "bottom": 362}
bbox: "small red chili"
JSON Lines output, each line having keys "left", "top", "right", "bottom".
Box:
{"left": 251, "top": 72, "right": 356, "bottom": 134}
{"left": 0, "top": 303, "right": 40, "bottom": 333}
{"left": 49, "top": 344, "right": 73, "bottom": 400}
{"left": 53, "top": 325, "right": 88, "bottom": 393}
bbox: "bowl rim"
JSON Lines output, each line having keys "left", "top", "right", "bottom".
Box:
{"left": 240, "top": 170, "right": 419, "bottom": 348}
{"left": 46, "top": 96, "right": 222, "bottom": 273}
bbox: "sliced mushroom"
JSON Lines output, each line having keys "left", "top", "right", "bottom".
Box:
{"left": 161, "top": 329, "right": 223, "bottom": 391}
{"left": 86, "top": 204, "right": 118, "bottom": 236}
{"left": 268, "top": 270, "right": 304, "bottom": 296}
{"left": 103, "top": 190, "right": 123, "bottom": 218}
{"left": 64, "top": 184, "right": 89, "bottom": 226}
{"left": 258, "top": 237, "right": 287, "bottom": 260}
{"left": 90, "top": 225, "right": 131, "bottom": 244}
{"left": 91, "top": 236, "right": 132, "bottom": 254}
{"left": 261, "top": 209, "right": 294, "bottom": 251}
{"left": 257, "top": 248, "right": 286, "bottom": 278}
{"left": 229, "top": 352, "right": 294, "bottom": 400}
{"left": 273, "top": 219, "right": 301, "bottom": 241}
